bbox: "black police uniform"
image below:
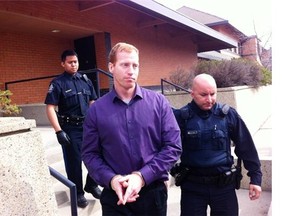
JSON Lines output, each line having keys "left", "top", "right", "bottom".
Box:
{"left": 173, "top": 100, "right": 262, "bottom": 216}
{"left": 45, "top": 71, "right": 98, "bottom": 196}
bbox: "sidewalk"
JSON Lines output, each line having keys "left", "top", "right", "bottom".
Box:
{"left": 167, "top": 185, "right": 272, "bottom": 216}
{"left": 37, "top": 115, "right": 272, "bottom": 216}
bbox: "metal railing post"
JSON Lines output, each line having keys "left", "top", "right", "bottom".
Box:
{"left": 160, "top": 79, "right": 191, "bottom": 94}
{"left": 49, "top": 166, "right": 78, "bottom": 216}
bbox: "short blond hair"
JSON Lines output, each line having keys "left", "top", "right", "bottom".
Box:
{"left": 108, "top": 42, "right": 139, "bottom": 64}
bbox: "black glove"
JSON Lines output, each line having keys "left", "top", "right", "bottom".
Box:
{"left": 170, "top": 163, "right": 182, "bottom": 177}
{"left": 170, "top": 163, "right": 190, "bottom": 186}
{"left": 56, "top": 130, "right": 71, "bottom": 147}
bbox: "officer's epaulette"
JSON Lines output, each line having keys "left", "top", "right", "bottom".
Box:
{"left": 179, "top": 103, "right": 230, "bottom": 120}
{"left": 214, "top": 103, "right": 230, "bottom": 117}
{"left": 180, "top": 104, "right": 194, "bottom": 120}
{"left": 82, "top": 74, "right": 89, "bottom": 83}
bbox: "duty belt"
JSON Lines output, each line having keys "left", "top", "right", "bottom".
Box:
{"left": 186, "top": 168, "right": 237, "bottom": 186}
{"left": 58, "top": 115, "right": 85, "bottom": 125}
{"left": 186, "top": 174, "right": 220, "bottom": 184}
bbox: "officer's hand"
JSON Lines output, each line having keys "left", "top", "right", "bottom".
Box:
{"left": 249, "top": 184, "right": 262, "bottom": 200}
{"left": 170, "top": 163, "right": 181, "bottom": 177}
{"left": 56, "top": 130, "right": 71, "bottom": 146}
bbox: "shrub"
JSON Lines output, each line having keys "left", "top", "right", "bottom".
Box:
{"left": 168, "top": 67, "right": 194, "bottom": 90}
{"left": 195, "top": 58, "right": 263, "bottom": 88}
{"left": 260, "top": 67, "right": 272, "bottom": 85}
{"left": 0, "top": 89, "right": 22, "bottom": 115}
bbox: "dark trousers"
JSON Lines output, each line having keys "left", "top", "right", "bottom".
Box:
{"left": 180, "top": 181, "right": 238, "bottom": 216}
{"left": 61, "top": 124, "right": 98, "bottom": 195}
{"left": 101, "top": 181, "right": 167, "bottom": 216}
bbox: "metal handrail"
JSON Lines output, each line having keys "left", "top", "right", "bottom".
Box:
{"left": 4, "top": 68, "right": 113, "bottom": 98}
{"left": 79, "top": 68, "right": 112, "bottom": 78}
{"left": 49, "top": 166, "right": 78, "bottom": 216}
{"left": 160, "top": 79, "right": 190, "bottom": 94}
{"left": 4, "top": 70, "right": 190, "bottom": 100}
{"left": 4, "top": 75, "right": 58, "bottom": 91}
{"left": 78, "top": 68, "right": 113, "bottom": 97}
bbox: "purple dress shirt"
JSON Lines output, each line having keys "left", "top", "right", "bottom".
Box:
{"left": 82, "top": 85, "right": 182, "bottom": 188}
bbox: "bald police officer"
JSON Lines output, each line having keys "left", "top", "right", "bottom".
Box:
{"left": 173, "top": 73, "right": 262, "bottom": 216}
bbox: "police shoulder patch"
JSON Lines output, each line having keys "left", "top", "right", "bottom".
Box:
{"left": 48, "top": 84, "right": 54, "bottom": 93}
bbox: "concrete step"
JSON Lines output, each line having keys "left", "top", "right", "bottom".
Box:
{"left": 49, "top": 164, "right": 103, "bottom": 215}
{"left": 45, "top": 146, "right": 63, "bottom": 165}
{"left": 35, "top": 126, "right": 100, "bottom": 215}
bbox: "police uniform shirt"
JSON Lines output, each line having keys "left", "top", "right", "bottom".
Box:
{"left": 45, "top": 71, "right": 97, "bottom": 117}
{"left": 175, "top": 100, "right": 262, "bottom": 186}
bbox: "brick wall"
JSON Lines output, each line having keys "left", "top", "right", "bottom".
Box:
{"left": 241, "top": 36, "right": 261, "bottom": 63}
{"left": 1, "top": 1, "right": 198, "bottom": 105}
{"left": 0, "top": 33, "right": 73, "bottom": 104}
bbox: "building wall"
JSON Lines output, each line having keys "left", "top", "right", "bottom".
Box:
{"left": 212, "top": 25, "right": 239, "bottom": 41}
{"left": 211, "top": 26, "right": 262, "bottom": 64}
{"left": 0, "top": 1, "right": 198, "bottom": 105}
{"left": 0, "top": 33, "right": 73, "bottom": 104}
{"left": 241, "top": 36, "right": 261, "bottom": 63}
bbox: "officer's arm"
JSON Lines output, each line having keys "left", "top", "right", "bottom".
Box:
{"left": 46, "top": 104, "right": 71, "bottom": 146}
{"left": 46, "top": 104, "right": 61, "bottom": 132}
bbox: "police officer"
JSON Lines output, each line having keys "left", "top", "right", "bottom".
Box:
{"left": 173, "top": 73, "right": 262, "bottom": 216}
{"left": 45, "top": 49, "right": 102, "bottom": 208}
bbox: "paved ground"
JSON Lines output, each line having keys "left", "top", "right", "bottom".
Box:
{"left": 37, "top": 114, "right": 272, "bottom": 216}
{"left": 167, "top": 186, "right": 272, "bottom": 216}
{"left": 53, "top": 184, "right": 271, "bottom": 216}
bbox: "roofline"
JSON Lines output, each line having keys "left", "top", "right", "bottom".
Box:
{"left": 206, "top": 20, "right": 229, "bottom": 27}
{"left": 119, "top": 0, "right": 237, "bottom": 48}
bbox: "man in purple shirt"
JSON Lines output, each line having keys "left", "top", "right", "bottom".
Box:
{"left": 82, "top": 42, "right": 182, "bottom": 215}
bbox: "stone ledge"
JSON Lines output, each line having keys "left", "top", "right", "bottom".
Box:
{"left": 0, "top": 119, "right": 57, "bottom": 215}
{"left": 0, "top": 117, "right": 36, "bottom": 134}
{"left": 240, "top": 159, "right": 271, "bottom": 191}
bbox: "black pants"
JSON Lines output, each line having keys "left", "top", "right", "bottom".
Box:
{"left": 61, "top": 124, "right": 98, "bottom": 195}
{"left": 180, "top": 181, "right": 238, "bottom": 216}
{"left": 101, "top": 181, "right": 167, "bottom": 216}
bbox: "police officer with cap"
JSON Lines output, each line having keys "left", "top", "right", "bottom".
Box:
{"left": 172, "top": 73, "right": 262, "bottom": 216}
{"left": 45, "top": 49, "right": 102, "bottom": 208}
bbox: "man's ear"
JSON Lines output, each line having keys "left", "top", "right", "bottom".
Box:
{"left": 61, "top": 62, "right": 65, "bottom": 68}
{"left": 108, "top": 62, "right": 114, "bottom": 73}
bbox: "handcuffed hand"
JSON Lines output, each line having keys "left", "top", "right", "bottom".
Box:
{"left": 56, "top": 130, "right": 71, "bottom": 146}
{"left": 111, "top": 172, "right": 144, "bottom": 205}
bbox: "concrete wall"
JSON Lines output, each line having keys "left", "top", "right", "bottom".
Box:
{"left": 0, "top": 117, "right": 57, "bottom": 215}
{"left": 19, "top": 103, "right": 50, "bottom": 126}
{"left": 167, "top": 85, "right": 272, "bottom": 135}
{"left": 229, "top": 85, "right": 272, "bottom": 135}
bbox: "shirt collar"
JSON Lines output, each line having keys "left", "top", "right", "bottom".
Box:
{"left": 63, "top": 71, "right": 81, "bottom": 80}
{"left": 191, "top": 100, "right": 214, "bottom": 119}
{"left": 111, "top": 84, "right": 143, "bottom": 103}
